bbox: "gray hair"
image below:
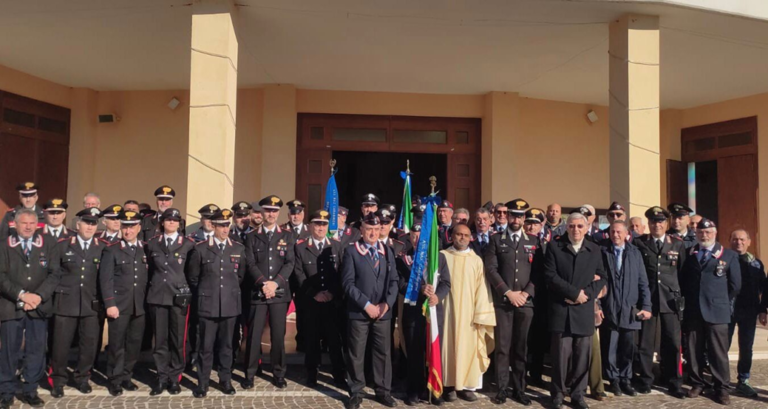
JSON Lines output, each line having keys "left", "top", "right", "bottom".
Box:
{"left": 14, "top": 208, "right": 38, "bottom": 224}
{"left": 629, "top": 216, "right": 645, "bottom": 225}
{"left": 475, "top": 207, "right": 491, "bottom": 217}
{"left": 609, "top": 220, "right": 629, "bottom": 231}
{"left": 454, "top": 208, "right": 470, "bottom": 217}
{"left": 83, "top": 192, "right": 100, "bottom": 204}
{"left": 566, "top": 212, "right": 588, "bottom": 225}
{"left": 730, "top": 229, "right": 750, "bottom": 240}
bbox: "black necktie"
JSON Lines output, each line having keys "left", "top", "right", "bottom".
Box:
{"left": 267, "top": 231, "right": 273, "bottom": 241}
{"left": 83, "top": 241, "right": 89, "bottom": 252}
{"left": 52, "top": 230, "right": 59, "bottom": 239}
{"left": 656, "top": 240, "right": 663, "bottom": 252}
{"left": 130, "top": 245, "right": 136, "bottom": 252}
{"left": 318, "top": 241, "right": 324, "bottom": 252}
{"left": 219, "top": 243, "right": 225, "bottom": 252}
{"left": 166, "top": 237, "right": 173, "bottom": 247}
{"left": 512, "top": 234, "right": 519, "bottom": 248}
{"left": 295, "top": 227, "right": 301, "bottom": 236}
{"left": 23, "top": 240, "right": 31, "bottom": 257}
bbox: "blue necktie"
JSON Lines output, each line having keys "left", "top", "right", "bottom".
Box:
{"left": 369, "top": 246, "right": 378, "bottom": 261}
{"left": 614, "top": 248, "right": 623, "bottom": 272}
{"left": 699, "top": 249, "right": 710, "bottom": 264}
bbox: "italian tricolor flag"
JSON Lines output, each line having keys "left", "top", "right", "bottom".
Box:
{"left": 423, "top": 202, "right": 443, "bottom": 399}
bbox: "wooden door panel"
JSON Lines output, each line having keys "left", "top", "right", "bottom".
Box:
{"left": 296, "top": 149, "right": 332, "bottom": 218}
{"left": 447, "top": 153, "right": 479, "bottom": 212}
{"left": 0, "top": 133, "right": 37, "bottom": 215}
{"left": 717, "top": 154, "right": 759, "bottom": 255}
{"left": 666, "top": 159, "right": 687, "bottom": 206}
{"left": 36, "top": 140, "right": 69, "bottom": 203}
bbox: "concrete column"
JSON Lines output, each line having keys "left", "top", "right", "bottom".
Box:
{"left": 609, "top": 15, "right": 661, "bottom": 217}
{"left": 68, "top": 88, "right": 99, "bottom": 207}
{"left": 260, "top": 84, "right": 297, "bottom": 203}
{"left": 186, "top": 0, "right": 238, "bottom": 222}
{"left": 481, "top": 91, "right": 520, "bottom": 202}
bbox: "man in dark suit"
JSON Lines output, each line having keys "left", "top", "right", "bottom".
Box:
{"left": 41, "top": 198, "right": 74, "bottom": 241}
{"left": 187, "top": 209, "right": 244, "bottom": 398}
{"left": 0, "top": 182, "right": 45, "bottom": 241}
{"left": 145, "top": 208, "right": 196, "bottom": 396}
{"left": 525, "top": 208, "right": 552, "bottom": 387}
{"left": 49, "top": 208, "right": 105, "bottom": 397}
{"left": 294, "top": 210, "right": 346, "bottom": 387}
{"left": 230, "top": 201, "right": 254, "bottom": 244}
{"left": 140, "top": 186, "right": 186, "bottom": 241}
{"left": 436, "top": 200, "right": 454, "bottom": 248}
{"left": 485, "top": 198, "right": 540, "bottom": 406}
{"left": 598, "top": 221, "right": 651, "bottom": 397}
{"left": 188, "top": 204, "right": 219, "bottom": 243}
{"left": 348, "top": 193, "right": 380, "bottom": 244}
{"left": 99, "top": 209, "right": 148, "bottom": 396}
{"left": 242, "top": 195, "right": 295, "bottom": 389}
{"left": 0, "top": 208, "right": 60, "bottom": 409}
{"left": 332, "top": 206, "right": 355, "bottom": 247}
{"left": 633, "top": 206, "right": 687, "bottom": 398}
{"left": 543, "top": 211, "right": 606, "bottom": 409}
{"left": 98, "top": 204, "right": 124, "bottom": 244}
{"left": 680, "top": 218, "right": 741, "bottom": 405}
{"left": 667, "top": 203, "right": 696, "bottom": 249}
{"left": 282, "top": 200, "right": 310, "bottom": 241}
{"left": 491, "top": 203, "right": 508, "bottom": 233}
{"left": 470, "top": 207, "right": 494, "bottom": 256}
{"left": 342, "top": 213, "right": 399, "bottom": 409}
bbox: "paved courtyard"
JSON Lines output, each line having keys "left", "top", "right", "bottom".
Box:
{"left": 13, "top": 356, "right": 768, "bottom": 409}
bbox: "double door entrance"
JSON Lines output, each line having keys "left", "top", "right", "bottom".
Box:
{"left": 296, "top": 114, "right": 481, "bottom": 220}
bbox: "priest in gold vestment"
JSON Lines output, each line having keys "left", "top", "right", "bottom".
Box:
{"left": 440, "top": 224, "right": 496, "bottom": 402}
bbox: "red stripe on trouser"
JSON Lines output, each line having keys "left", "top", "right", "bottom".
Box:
{"left": 678, "top": 345, "right": 683, "bottom": 376}
{"left": 179, "top": 305, "right": 190, "bottom": 383}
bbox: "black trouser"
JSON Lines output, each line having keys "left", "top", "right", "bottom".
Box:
{"left": 50, "top": 315, "right": 99, "bottom": 387}
{"left": 347, "top": 318, "right": 391, "bottom": 396}
{"left": 0, "top": 317, "right": 47, "bottom": 399}
{"left": 636, "top": 313, "right": 682, "bottom": 388}
{"left": 197, "top": 316, "right": 236, "bottom": 389}
{"left": 599, "top": 325, "right": 635, "bottom": 383}
{"left": 550, "top": 332, "right": 591, "bottom": 401}
{"left": 245, "top": 302, "right": 288, "bottom": 379}
{"left": 304, "top": 298, "right": 345, "bottom": 376}
{"left": 231, "top": 304, "right": 247, "bottom": 367}
{"left": 106, "top": 313, "right": 145, "bottom": 385}
{"left": 528, "top": 303, "right": 550, "bottom": 381}
{"left": 685, "top": 317, "right": 730, "bottom": 391}
{"left": 94, "top": 309, "right": 106, "bottom": 368}
{"left": 402, "top": 305, "right": 444, "bottom": 395}
{"left": 149, "top": 304, "right": 189, "bottom": 384}
{"left": 186, "top": 303, "right": 200, "bottom": 366}
{"left": 495, "top": 306, "right": 534, "bottom": 392}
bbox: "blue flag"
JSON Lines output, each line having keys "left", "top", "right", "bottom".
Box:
{"left": 404, "top": 195, "right": 441, "bottom": 306}
{"left": 324, "top": 172, "right": 339, "bottom": 232}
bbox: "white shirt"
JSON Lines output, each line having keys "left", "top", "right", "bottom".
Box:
{"left": 311, "top": 238, "right": 325, "bottom": 248}
{"left": 508, "top": 228, "right": 522, "bottom": 241}
{"left": 571, "top": 239, "right": 584, "bottom": 253}
{"left": 263, "top": 225, "right": 277, "bottom": 234}
{"left": 124, "top": 239, "right": 139, "bottom": 248}
{"left": 163, "top": 232, "right": 179, "bottom": 244}
{"left": 214, "top": 237, "right": 227, "bottom": 247}
{"left": 652, "top": 234, "right": 666, "bottom": 247}
{"left": 47, "top": 225, "right": 63, "bottom": 238}
{"left": 77, "top": 235, "right": 93, "bottom": 250}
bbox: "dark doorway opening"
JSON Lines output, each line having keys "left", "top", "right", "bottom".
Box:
{"left": 694, "top": 160, "right": 718, "bottom": 225}
{"left": 333, "top": 151, "right": 447, "bottom": 221}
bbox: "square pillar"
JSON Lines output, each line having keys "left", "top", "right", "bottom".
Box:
{"left": 609, "top": 15, "right": 660, "bottom": 217}
{"left": 481, "top": 91, "right": 520, "bottom": 202}
{"left": 260, "top": 84, "right": 297, "bottom": 202}
{"left": 186, "top": 0, "right": 238, "bottom": 221}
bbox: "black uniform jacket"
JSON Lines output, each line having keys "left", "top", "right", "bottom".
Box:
{"left": 99, "top": 239, "right": 149, "bottom": 316}
{"left": 0, "top": 233, "right": 60, "bottom": 320}
{"left": 484, "top": 230, "right": 541, "bottom": 307}
{"left": 145, "top": 234, "right": 196, "bottom": 306}
{"left": 53, "top": 236, "right": 106, "bottom": 317}
{"left": 244, "top": 224, "right": 295, "bottom": 305}
{"left": 187, "top": 237, "right": 245, "bottom": 318}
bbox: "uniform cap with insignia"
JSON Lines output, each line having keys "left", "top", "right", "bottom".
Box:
{"left": 361, "top": 193, "right": 380, "bottom": 206}
{"left": 287, "top": 200, "right": 305, "bottom": 215}
{"left": 43, "top": 198, "right": 68, "bottom": 212}
{"left": 211, "top": 209, "right": 233, "bottom": 225}
{"left": 525, "top": 208, "right": 545, "bottom": 223}
{"left": 482, "top": 201, "right": 495, "bottom": 213}
{"left": 667, "top": 202, "right": 693, "bottom": 217}
{"left": 505, "top": 198, "right": 530, "bottom": 215}
{"left": 310, "top": 210, "right": 331, "bottom": 223}
{"left": 338, "top": 206, "right": 349, "bottom": 216}
{"left": 118, "top": 210, "right": 142, "bottom": 225}
{"left": 411, "top": 194, "right": 422, "bottom": 207}
{"left": 411, "top": 222, "right": 423, "bottom": 232}
{"left": 231, "top": 201, "right": 253, "bottom": 216}
{"left": 696, "top": 218, "right": 716, "bottom": 230}
{"left": 258, "top": 195, "right": 283, "bottom": 210}
{"left": 438, "top": 200, "right": 453, "bottom": 210}
{"left": 376, "top": 208, "right": 394, "bottom": 224}
{"left": 644, "top": 206, "right": 671, "bottom": 222}
{"left": 250, "top": 202, "right": 261, "bottom": 212}
{"left": 380, "top": 204, "right": 397, "bottom": 216}
{"left": 198, "top": 203, "right": 220, "bottom": 219}
{"left": 362, "top": 212, "right": 381, "bottom": 226}
{"left": 102, "top": 204, "right": 123, "bottom": 219}
{"left": 160, "top": 208, "right": 182, "bottom": 222}
{"left": 154, "top": 185, "right": 176, "bottom": 199}
{"left": 570, "top": 206, "right": 593, "bottom": 218}
{"left": 608, "top": 201, "right": 626, "bottom": 213}
{"left": 76, "top": 207, "right": 102, "bottom": 223}
{"left": 17, "top": 182, "right": 38, "bottom": 196}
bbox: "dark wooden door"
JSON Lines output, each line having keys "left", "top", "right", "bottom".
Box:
{"left": 717, "top": 154, "right": 759, "bottom": 255}
{"left": 447, "top": 153, "right": 479, "bottom": 211}
{"left": 0, "top": 91, "right": 70, "bottom": 215}
{"left": 295, "top": 148, "right": 332, "bottom": 218}
{"left": 666, "top": 159, "right": 687, "bottom": 206}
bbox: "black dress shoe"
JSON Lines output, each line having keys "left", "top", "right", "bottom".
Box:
{"left": 193, "top": 387, "right": 207, "bottom": 398}
{"left": 274, "top": 377, "right": 287, "bottom": 388}
{"left": 17, "top": 394, "right": 44, "bottom": 408}
{"left": 51, "top": 387, "right": 65, "bottom": 399}
{"left": 620, "top": 382, "right": 637, "bottom": 396}
{"left": 636, "top": 385, "right": 652, "bottom": 394}
{"left": 669, "top": 386, "right": 687, "bottom": 399}
{"left": 572, "top": 398, "right": 590, "bottom": 409}
{"left": 306, "top": 372, "right": 318, "bottom": 387}
{"left": 255, "top": 366, "right": 263, "bottom": 376}
{"left": 221, "top": 381, "right": 236, "bottom": 395}
{"left": 150, "top": 382, "right": 167, "bottom": 396}
{"left": 78, "top": 382, "right": 93, "bottom": 394}
{"left": 333, "top": 375, "right": 348, "bottom": 389}
{"left": 590, "top": 392, "right": 604, "bottom": 401}
{"left": 0, "top": 397, "right": 12, "bottom": 409}
{"left": 512, "top": 390, "right": 532, "bottom": 406}
{"left": 430, "top": 397, "right": 443, "bottom": 406}
{"left": 492, "top": 389, "right": 507, "bottom": 404}
{"left": 346, "top": 395, "right": 363, "bottom": 409}
{"left": 121, "top": 380, "right": 139, "bottom": 391}
{"left": 610, "top": 382, "right": 623, "bottom": 396}
{"left": 168, "top": 382, "right": 181, "bottom": 395}
{"left": 551, "top": 397, "right": 564, "bottom": 409}
{"left": 443, "top": 390, "right": 457, "bottom": 402}
{"left": 688, "top": 386, "right": 703, "bottom": 399}
{"left": 376, "top": 394, "right": 398, "bottom": 407}
{"left": 108, "top": 383, "right": 123, "bottom": 397}
{"left": 529, "top": 376, "right": 545, "bottom": 387}
{"left": 404, "top": 394, "right": 419, "bottom": 406}
{"left": 716, "top": 390, "right": 730, "bottom": 405}
{"left": 241, "top": 378, "right": 254, "bottom": 389}
{"left": 457, "top": 390, "right": 477, "bottom": 402}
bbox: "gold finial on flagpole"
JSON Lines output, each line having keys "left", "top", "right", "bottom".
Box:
{"left": 406, "top": 160, "right": 410, "bottom": 173}
{"left": 430, "top": 176, "right": 436, "bottom": 194}
{"left": 330, "top": 159, "right": 336, "bottom": 174}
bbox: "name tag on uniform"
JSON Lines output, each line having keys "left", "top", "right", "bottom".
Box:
{"left": 716, "top": 261, "right": 726, "bottom": 277}
{"left": 39, "top": 256, "right": 48, "bottom": 268}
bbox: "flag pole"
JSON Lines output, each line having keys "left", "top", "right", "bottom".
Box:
{"left": 428, "top": 174, "right": 436, "bottom": 406}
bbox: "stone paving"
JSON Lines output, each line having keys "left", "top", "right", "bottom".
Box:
{"left": 11, "top": 359, "right": 768, "bottom": 408}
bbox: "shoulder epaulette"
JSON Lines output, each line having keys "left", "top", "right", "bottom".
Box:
{"left": 57, "top": 237, "right": 68, "bottom": 243}
{"left": 670, "top": 235, "right": 682, "bottom": 241}
{"left": 150, "top": 234, "right": 162, "bottom": 241}
{"left": 195, "top": 240, "right": 207, "bottom": 246}
{"left": 297, "top": 239, "right": 306, "bottom": 245}
{"left": 106, "top": 241, "right": 120, "bottom": 247}
{"left": 393, "top": 239, "right": 404, "bottom": 245}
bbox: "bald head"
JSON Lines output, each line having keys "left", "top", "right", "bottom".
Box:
{"left": 546, "top": 203, "right": 562, "bottom": 224}
{"left": 451, "top": 223, "right": 471, "bottom": 251}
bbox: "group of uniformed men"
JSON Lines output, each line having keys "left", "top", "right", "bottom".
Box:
{"left": 0, "top": 181, "right": 765, "bottom": 409}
